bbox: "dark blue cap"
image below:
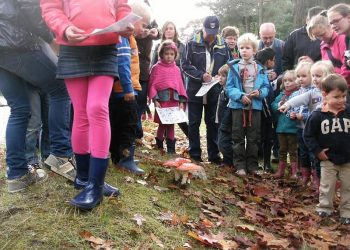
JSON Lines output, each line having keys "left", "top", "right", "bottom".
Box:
{"left": 203, "top": 16, "right": 219, "bottom": 35}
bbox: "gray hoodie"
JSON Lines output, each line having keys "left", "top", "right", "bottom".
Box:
{"left": 285, "top": 87, "right": 323, "bottom": 112}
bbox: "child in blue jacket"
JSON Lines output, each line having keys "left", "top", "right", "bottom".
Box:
{"left": 226, "top": 33, "right": 269, "bottom": 176}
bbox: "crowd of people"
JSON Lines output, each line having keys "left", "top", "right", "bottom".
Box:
{"left": 0, "top": 0, "right": 350, "bottom": 223}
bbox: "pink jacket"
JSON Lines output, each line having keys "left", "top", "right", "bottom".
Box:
{"left": 40, "top": 0, "right": 131, "bottom": 46}
{"left": 148, "top": 61, "right": 187, "bottom": 100}
{"left": 321, "top": 32, "right": 350, "bottom": 85}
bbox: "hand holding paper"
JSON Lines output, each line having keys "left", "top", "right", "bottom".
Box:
{"left": 88, "top": 13, "right": 142, "bottom": 37}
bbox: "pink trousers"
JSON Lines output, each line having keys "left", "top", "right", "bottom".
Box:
{"left": 65, "top": 76, "right": 113, "bottom": 158}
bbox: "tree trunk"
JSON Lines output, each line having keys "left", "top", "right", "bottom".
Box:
{"left": 293, "top": 0, "right": 350, "bottom": 28}
{"left": 258, "top": 0, "right": 263, "bottom": 26}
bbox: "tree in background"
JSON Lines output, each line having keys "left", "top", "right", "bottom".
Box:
{"left": 198, "top": 0, "right": 293, "bottom": 40}
{"left": 196, "top": 0, "right": 350, "bottom": 40}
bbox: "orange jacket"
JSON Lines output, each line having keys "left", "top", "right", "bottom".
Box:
{"left": 113, "top": 36, "right": 142, "bottom": 93}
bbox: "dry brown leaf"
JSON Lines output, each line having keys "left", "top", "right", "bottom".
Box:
{"left": 235, "top": 224, "right": 256, "bottom": 234}
{"left": 251, "top": 185, "right": 269, "bottom": 197}
{"left": 202, "top": 203, "right": 223, "bottom": 213}
{"left": 157, "top": 211, "right": 173, "bottom": 222}
{"left": 79, "top": 230, "right": 115, "bottom": 250}
{"left": 153, "top": 185, "right": 169, "bottom": 192}
{"left": 217, "top": 239, "right": 238, "bottom": 250}
{"left": 132, "top": 214, "right": 146, "bottom": 226}
{"left": 150, "top": 233, "right": 164, "bottom": 248}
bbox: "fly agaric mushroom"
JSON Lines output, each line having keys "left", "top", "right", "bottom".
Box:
{"left": 175, "top": 162, "right": 202, "bottom": 186}
{"left": 163, "top": 158, "right": 191, "bottom": 168}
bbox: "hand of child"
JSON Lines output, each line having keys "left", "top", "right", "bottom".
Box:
{"left": 249, "top": 90, "right": 260, "bottom": 98}
{"left": 65, "top": 26, "right": 87, "bottom": 43}
{"left": 124, "top": 92, "right": 135, "bottom": 101}
{"left": 119, "top": 24, "right": 134, "bottom": 38}
{"left": 296, "top": 113, "right": 303, "bottom": 121}
{"left": 154, "top": 101, "right": 161, "bottom": 108}
{"left": 268, "top": 71, "right": 277, "bottom": 81}
{"left": 241, "top": 95, "right": 251, "bottom": 105}
{"left": 179, "top": 102, "right": 185, "bottom": 110}
{"left": 203, "top": 73, "right": 212, "bottom": 83}
{"left": 290, "top": 112, "right": 296, "bottom": 119}
{"left": 317, "top": 148, "right": 329, "bottom": 161}
{"left": 278, "top": 104, "right": 288, "bottom": 113}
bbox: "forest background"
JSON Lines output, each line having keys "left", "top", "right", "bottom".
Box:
{"left": 179, "top": 0, "right": 350, "bottom": 41}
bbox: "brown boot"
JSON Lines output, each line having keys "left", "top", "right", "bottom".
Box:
{"left": 300, "top": 167, "right": 311, "bottom": 186}
{"left": 311, "top": 169, "right": 320, "bottom": 194}
{"left": 272, "top": 161, "right": 286, "bottom": 178}
{"left": 290, "top": 162, "right": 299, "bottom": 179}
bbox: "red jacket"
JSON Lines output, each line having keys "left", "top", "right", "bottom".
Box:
{"left": 40, "top": 0, "right": 131, "bottom": 46}
{"left": 321, "top": 32, "right": 350, "bottom": 84}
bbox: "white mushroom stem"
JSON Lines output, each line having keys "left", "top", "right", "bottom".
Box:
{"left": 181, "top": 172, "right": 189, "bottom": 185}
{"left": 174, "top": 170, "right": 181, "bottom": 181}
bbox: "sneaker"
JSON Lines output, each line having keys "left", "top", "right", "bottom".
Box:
{"left": 236, "top": 169, "right": 247, "bottom": 176}
{"left": 7, "top": 168, "right": 48, "bottom": 193}
{"left": 44, "top": 154, "right": 76, "bottom": 181}
{"left": 340, "top": 217, "right": 350, "bottom": 225}
{"left": 317, "top": 211, "right": 332, "bottom": 218}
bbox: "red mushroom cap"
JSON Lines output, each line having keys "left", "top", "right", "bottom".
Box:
{"left": 176, "top": 163, "right": 202, "bottom": 171}
{"left": 163, "top": 158, "right": 191, "bottom": 168}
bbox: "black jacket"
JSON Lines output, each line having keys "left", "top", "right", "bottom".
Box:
{"left": 0, "top": 0, "right": 53, "bottom": 51}
{"left": 282, "top": 26, "right": 321, "bottom": 71}
{"left": 304, "top": 104, "right": 350, "bottom": 165}
{"left": 181, "top": 31, "right": 231, "bottom": 103}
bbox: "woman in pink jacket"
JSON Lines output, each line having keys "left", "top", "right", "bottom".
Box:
{"left": 307, "top": 14, "right": 350, "bottom": 84}
{"left": 41, "top": 0, "right": 133, "bottom": 210}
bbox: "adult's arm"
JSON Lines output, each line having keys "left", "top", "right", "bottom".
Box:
{"left": 181, "top": 41, "right": 205, "bottom": 82}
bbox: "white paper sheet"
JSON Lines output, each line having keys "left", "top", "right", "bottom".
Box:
{"left": 195, "top": 78, "right": 220, "bottom": 97}
{"left": 88, "top": 13, "right": 142, "bottom": 36}
{"left": 155, "top": 107, "right": 188, "bottom": 124}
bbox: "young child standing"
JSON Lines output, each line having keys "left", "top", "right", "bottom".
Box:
{"left": 226, "top": 33, "right": 269, "bottom": 176}
{"left": 279, "top": 61, "right": 334, "bottom": 190}
{"left": 304, "top": 74, "right": 350, "bottom": 225}
{"left": 41, "top": 0, "right": 133, "bottom": 209}
{"left": 288, "top": 61, "right": 313, "bottom": 179}
{"left": 148, "top": 40, "right": 187, "bottom": 154}
{"left": 216, "top": 64, "right": 234, "bottom": 167}
{"left": 255, "top": 48, "right": 276, "bottom": 172}
{"left": 272, "top": 70, "right": 299, "bottom": 178}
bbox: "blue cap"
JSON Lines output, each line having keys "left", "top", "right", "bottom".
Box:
{"left": 203, "top": 16, "right": 219, "bottom": 35}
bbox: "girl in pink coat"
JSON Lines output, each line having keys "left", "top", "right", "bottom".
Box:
{"left": 40, "top": 0, "right": 133, "bottom": 210}
{"left": 148, "top": 40, "right": 187, "bottom": 153}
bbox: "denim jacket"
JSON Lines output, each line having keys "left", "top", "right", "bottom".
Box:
{"left": 226, "top": 59, "right": 269, "bottom": 110}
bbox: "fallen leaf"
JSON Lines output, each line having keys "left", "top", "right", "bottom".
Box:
{"left": 202, "top": 203, "right": 223, "bottom": 213}
{"left": 150, "top": 233, "right": 164, "bottom": 248}
{"left": 132, "top": 214, "right": 146, "bottom": 226}
{"left": 217, "top": 239, "right": 238, "bottom": 250}
{"left": 251, "top": 185, "right": 269, "bottom": 197}
{"left": 235, "top": 224, "right": 256, "bottom": 234}
{"left": 124, "top": 176, "right": 134, "bottom": 183}
{"left": 154, "top": 185, "right": 169, "bottom": 192}
{"left": 79, "top": 230, "right": 115, "bottom": 250}
{"left": 157, "top": 211, "right": 173, "bottom": 222}
{"left": 183, "top": 243, "right": 192, "bottom": 248}
{"left": 136, "top": 180, "right": 147, "bottom": 186}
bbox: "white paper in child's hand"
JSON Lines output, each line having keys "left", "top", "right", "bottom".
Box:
{"left": 196, "top": 78, "right": 220, "bottom": 96}
{"left": 88, "top": 13, "right": 142, "bottom": 36}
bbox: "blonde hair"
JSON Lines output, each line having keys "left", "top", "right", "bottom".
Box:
{"left": 281, "top": 70, "right": 297, "bottom": 90}
{"left": 295, "top": 61, "right": 313, "bottom": 75}
{"left": 237, "top": 33, "right": 259, "bottom": 52}
{"left": 218, "top": 64, "right": 229, "bottom": 77}
{"left": 307, "top": 15, "right": 330, "bottom": 40}
{"left": 128, "top": 0, "right": 152, "bottom": 24}
{"left": 311, "top": 60, "right": 335, "bottom": 76}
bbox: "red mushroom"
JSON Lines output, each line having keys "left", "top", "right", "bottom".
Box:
{"left": 175, "top": 163, "right": 202, "bottom": 185}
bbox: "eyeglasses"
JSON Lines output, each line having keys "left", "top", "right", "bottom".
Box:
{"left": 329, "top": 16, "right": 344, "bottom": 25}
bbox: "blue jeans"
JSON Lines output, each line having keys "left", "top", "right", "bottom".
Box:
{"left": 0, "top": 49, "right": 72, "bottom": 179}
{"left": 25, "top": 85, "right": 50, "bottom": 164}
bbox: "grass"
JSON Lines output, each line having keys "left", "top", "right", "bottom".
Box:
{"left": 0, "top": 122, "right": 245, "bottom": 250}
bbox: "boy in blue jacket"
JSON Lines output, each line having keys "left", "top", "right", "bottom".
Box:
{"left": 304, "top": 74, "right": 350, "bottom": 225}
{"left": 226, "top": 33, "right": 269, "bottom": 176}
